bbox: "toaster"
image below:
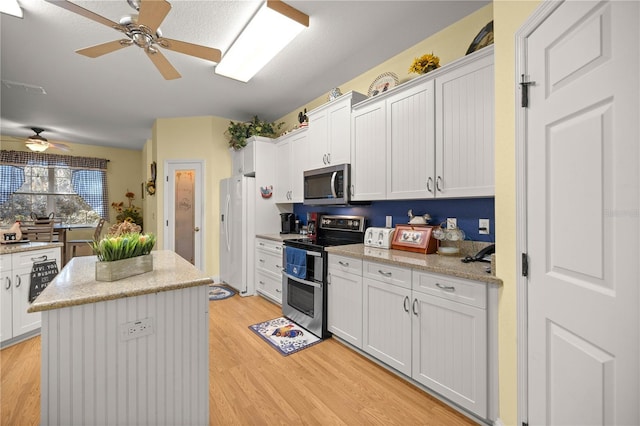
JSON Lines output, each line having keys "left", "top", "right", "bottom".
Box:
{"left": 364, "top": 227, "right": 395, "bottom": 249}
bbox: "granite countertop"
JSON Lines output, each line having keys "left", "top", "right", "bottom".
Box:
{"left": 0, "top": 241, "right": 63, "bottom": 255}
{"left": 326, "top": 244, "right": 502, "bottom": 285}
{"left": 29, "top": 250, "right": 213, "bottom": 313}
{"left": 256, "top": 233, "right": 305, "bottom": 242}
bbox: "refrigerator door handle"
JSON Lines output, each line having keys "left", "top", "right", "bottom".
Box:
{"left": 225, "top": 194, "right": 231, "bottom": 252}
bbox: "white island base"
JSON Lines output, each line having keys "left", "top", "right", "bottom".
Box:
{"left": 30, "top": 251, "right": 212, "bottom": 426}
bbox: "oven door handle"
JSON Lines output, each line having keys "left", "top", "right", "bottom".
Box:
{"left": 282, "top": 271, "right": 323, "bottom": 289}
{"left": 284, "top": 247, "right": 322, "bottom": 257}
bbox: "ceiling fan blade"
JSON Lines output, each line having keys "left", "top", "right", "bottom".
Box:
{"left": 76, "top": 40, "right": 131, "bottom": 58}
{"left": 45, "top": 0, "right": 121, "bottom": 30}
{"left": 138, "top": 0, "right": 172, "bottom": 34}
{"left": 145, "top": 50, "right": 181, "bottom": 80}
{"left": 159, "top": 38, "right": 222, "bottom": 63}
{"left": 49, "top": 142, "right": 71, "bottom": 152}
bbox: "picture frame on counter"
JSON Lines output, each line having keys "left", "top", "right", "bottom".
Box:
{"left": 391, "top": 224, "right": 438, "bottom": 254}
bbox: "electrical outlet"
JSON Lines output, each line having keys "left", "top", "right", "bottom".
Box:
{"left": 120, "top": 317, "right": 154, "bottom": 341}
{"left": 479, "top": 219, "right": 490, "bottom": 235}
{"left": 446, "top": 217, "right": 457, "bottom": 229}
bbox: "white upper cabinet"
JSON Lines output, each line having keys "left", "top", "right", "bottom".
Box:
{"left": 349, "top": 46, "right": 494, "bottom": 201}
{"left": 351, "top": 99, "right": 387, "bottom": 201}
{"left": 307, "top": 91, "right": 367, "bottom": 171}
{"left": 274, "top": 128, "right": 308, "bottom": 204}
{"left": 231, "top": 139, "right": 256, "bottom": 176}
{"left": 386, "top": 80, "right": 436, "bottom": 199}
{"left": 435, "top": 52, "right": 494, "bottom": 198}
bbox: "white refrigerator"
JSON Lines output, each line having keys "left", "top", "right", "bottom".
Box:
{"left": 219, "top": 175, "right": 255, "bottom": 296}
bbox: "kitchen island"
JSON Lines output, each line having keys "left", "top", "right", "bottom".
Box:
{"left": 29, "top": 250, "right": 212, "bottom": 426}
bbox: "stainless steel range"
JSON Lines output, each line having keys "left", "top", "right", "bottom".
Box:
{"left": 282, "top": 215, "right": 366, "bottom": 338}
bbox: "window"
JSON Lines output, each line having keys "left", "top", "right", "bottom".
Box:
{"left": 0, "top": 150, "right": 109, "bottom": 225}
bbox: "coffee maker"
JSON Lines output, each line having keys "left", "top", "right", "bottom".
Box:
{"left": 280, "top": 213, "right": 296, "bottom": 234}
{"left": 306, "top": 212, "right": 320, "bottom": 236}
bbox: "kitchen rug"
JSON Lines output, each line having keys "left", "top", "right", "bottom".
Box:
{"left": 248, "top": 317, "right": 322, "bottom": 356}
{"left": 208, "top": 284, "right": 236, "bottom": 301}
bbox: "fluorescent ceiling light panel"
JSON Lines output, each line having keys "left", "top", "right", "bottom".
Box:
{"left": 215, "top": 0, "right": 309, "bottom": 82}
{"left": 0, "top": 0, "right": 23, "bottom": 18}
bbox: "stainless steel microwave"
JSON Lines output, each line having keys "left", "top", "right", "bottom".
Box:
{"left": 303, "top": 164, "right": 350, "bottom": 205}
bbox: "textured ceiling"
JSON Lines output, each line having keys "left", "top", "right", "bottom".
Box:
{"left": 0, "top": 0, "right": 489, "bottom": 150}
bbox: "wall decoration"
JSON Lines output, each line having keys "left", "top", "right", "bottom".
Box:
{"left": 368, "top": 72, "right": 399, "bottom": 97}
{"left": 260, "top": 185, "right": 273, "bottom": 199}
{"left": 146, "top": 161, "right": 157, "bottom": 196}
{"left": 465, "top": 21, "right": 494, "bottom": 55}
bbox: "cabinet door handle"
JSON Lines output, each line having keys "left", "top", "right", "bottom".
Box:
{"left": 327, "top": 273, "right": 331, "bottom": 284}
{"left": 403, "top": 296, "right": 410, "bottom": 313}
{"left": 427, "top": 177, "right": 433, "bottom": 193}
{"left": 276, "top": 288, "right": 281, "bottom": 293}
{"left": 259, "top": 258, "right": 265, "bottom": 263}
{"left": 327, "top": 153, "right": 331, "bottom": 164}
{"left": 15, "top": 274, "right": 21, "bottom": 288}
{"left": 378, "top": 270, "right": 392, "bottom": 277}
{"left": 5, "top": 276, "right": 11, "bottom": 290}
{"left": 412, "top": 298, "right": 419, "bottom": 316}
{"left": 435, "top": 282, "right": 456, "bottom": 292}
{"left": 351, "top": 185, "right": 355, "bottom": 197}
{"left": 436, "top": 176, "right": 443, "bottom": 192}
{"left": 259, "top": 280, "right": 265, "bottom": 285}
{"left": 323, "top": 154, "right": 327, "bottom": 165}
{"left": 275, "top": 265, "right": 281, "bottom": 269}
{"left": 338, "top": 261, "right": 349, "bottom": 267}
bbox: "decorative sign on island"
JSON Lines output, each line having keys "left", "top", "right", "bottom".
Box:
{"left": 29, "top": 257, "right": 59, "bottom": 303}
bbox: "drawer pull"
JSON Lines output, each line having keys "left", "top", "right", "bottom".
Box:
{"left": 259, "top": 259, "right": 265, "bottom": 263}
{"left": 259, "top": 242, "right": 265, "bottom": 246}
{"left": 378, "top": 270, "right": 392, "bottom": 277}
{"left": 338, "top": 261, "right": 349, "bottom": 267}
{"left": 436, "top": 282, "right": 456, "bottom": 292}
{"left": 15, "top": 275, "right": 21, "bottom": 288}
{"left": 276, "top": 288, "right": 281, "bottom": 293}
{"left": 5, "top": 276, "right": 11, "bottom": 290}
{"left": 403, "top": 296, "right": 409, "bottom": 313}
{"left": 259, "top": 280, "right": 265, "bottom": 285}
{"left": 276, "top": 246, "right": 282, "bottom": 251}
{"left": 275, "top": 265, "right": 281, "bottom": 269}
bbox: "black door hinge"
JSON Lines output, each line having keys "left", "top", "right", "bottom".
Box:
{"left": 520, "top": 74, "right": 536, "bottom": 108}
{"left": 522, "top": 253, "right": 529, "bottom": 277}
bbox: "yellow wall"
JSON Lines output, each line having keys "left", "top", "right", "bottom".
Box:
{"left": 278, "top": 4, "right": 494, "bottom": 131}
{"left": 0, "top": 136, "right": 142, "bottom": 240}
{"left": 149, "top": 116, "right": 231, "bottom": 276}
{"left": 493, "top": 1, "right": 540, "bottom": 425}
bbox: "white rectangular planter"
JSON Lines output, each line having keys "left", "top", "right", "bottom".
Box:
{"left": 95, "top": 254, "right": 153, "bottom": 282}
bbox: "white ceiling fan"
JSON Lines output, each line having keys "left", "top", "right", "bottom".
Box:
{"left": 45, "top": 0, "right": 222, "bottom": 80}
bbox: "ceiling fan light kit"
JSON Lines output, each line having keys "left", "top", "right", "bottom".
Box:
{"left": 215, "top": 0, "right": 309, "bottom": 83}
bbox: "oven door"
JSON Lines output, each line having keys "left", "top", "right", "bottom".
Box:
{"left": 282, "top": 273, "right": 323, "bottom": 338}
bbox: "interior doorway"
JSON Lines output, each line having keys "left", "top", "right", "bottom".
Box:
{"left": 164, "top": 160, "right": 204, "bottom": 270}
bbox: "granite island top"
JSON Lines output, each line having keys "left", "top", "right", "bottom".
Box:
{"left": 29, "top": 250, "right": 213, "bottom": 313}
{"left": 326, "top": 244, "right": 502, "bottom": 285}
{"left": 0, "top": 241, "right": 63, "bottom": 255}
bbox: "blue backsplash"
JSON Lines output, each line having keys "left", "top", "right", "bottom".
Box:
{"left": 293, "top": 197, "right": 495, "bottom": 242}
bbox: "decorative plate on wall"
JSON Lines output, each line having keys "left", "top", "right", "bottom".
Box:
{"left": 368, "top": 72, "right": 399, "bottom": 97}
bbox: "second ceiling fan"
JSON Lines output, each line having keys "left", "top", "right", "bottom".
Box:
{"left": 46, "top": 0, "right": 222, "bottom": 80}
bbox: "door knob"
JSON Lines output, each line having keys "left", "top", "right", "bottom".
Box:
{"left": 194, "top": 227, "right": 200, "bottom": 232}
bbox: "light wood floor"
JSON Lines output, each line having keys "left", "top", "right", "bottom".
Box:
{"left": 1, "top": 293, "right": 478, "bottom": 425}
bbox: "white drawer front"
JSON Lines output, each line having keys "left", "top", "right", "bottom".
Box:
{"left": 256, "top": 270, "right": 282, "bottom": 304}
{"left": 0, "top": 255, "right": 11, "bottom": 273}
{"left": 363, "top": 260, "right": 411, "bottom": 289}
{"left": 413, "top": 271, "right": 486, "bottom": 309}
{"left": 256, "top": 250, "right": 282, "bottom": 277}
{"left": 13, "top": 248, "right": 60, "bottom": 270}
{"left": 328, "top": 254, "right": 362, "bottom": 277}
{"left": 255, "top": 239, "right": 283, "bottom": 256}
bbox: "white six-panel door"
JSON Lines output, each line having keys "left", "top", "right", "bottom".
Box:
{"left": 525, "top": 1, "right": 639, "bottom": 424}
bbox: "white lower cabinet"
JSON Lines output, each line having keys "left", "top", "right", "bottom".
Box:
{"left": 255, "top": 238, "right": 284, "bottom": 304}
{"left": 1, "top": 247, "right": 61, "bottom": 345}
{"left": 412, "top": 271, "right": 488, "bottom": 418}
{"left": 327, "top": 255, "right": 363, "bottom": 348}
{"left": 330, "top": 255, "right": 493, "bottom": 421}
